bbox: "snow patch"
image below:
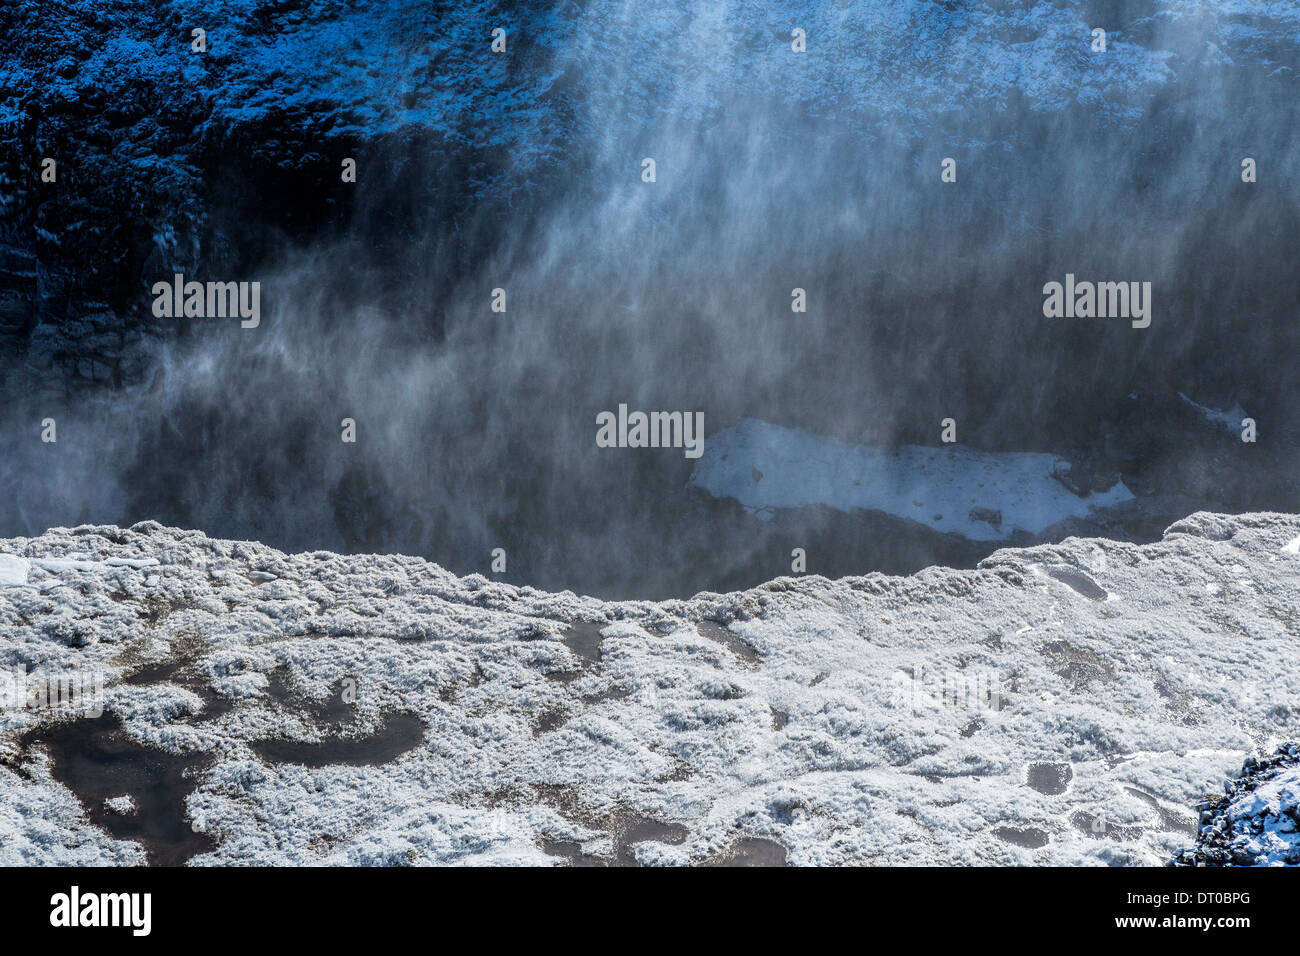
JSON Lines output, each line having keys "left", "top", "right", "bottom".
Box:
{"left": 0, "top": 555, "right": 29, "bottom": 587}
{"left": 688, "top": 419, "right": 1133, "bottom": 540}
{"left": 1178, "top": 392, "right": 1249, "bottom": 436}
{"left": 104, "top": 795, "right": 137, "bottom": 815}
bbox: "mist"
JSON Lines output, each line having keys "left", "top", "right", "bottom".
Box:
{"left": 3, "top": 0, "right": 1298, "bottom": 597}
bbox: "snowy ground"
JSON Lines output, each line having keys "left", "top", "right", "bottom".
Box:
{"left": 690, "top": 419, "right": 1135, "bottom": 540}
{"left": 1, "top": 513, "right": 1299, "bottom": 866}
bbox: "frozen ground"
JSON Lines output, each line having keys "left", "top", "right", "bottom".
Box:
{"left": 1, "top": 513, "right": 1298, "bottom": 866}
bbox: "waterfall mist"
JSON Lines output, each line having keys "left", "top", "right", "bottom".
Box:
{"left": 3, "top": 0, "right": 1298, "bottom": 597}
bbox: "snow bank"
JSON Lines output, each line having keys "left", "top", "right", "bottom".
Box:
{"left": 2, "top": 514, "right": 1299, "bottom": 865}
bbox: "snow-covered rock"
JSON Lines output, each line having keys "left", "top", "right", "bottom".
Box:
{"left": 2, "top": 513, "right": 1298, "bottom": 865}
{"left": 1173, "top": 744, "right": 1300, "bottom": 866}
{"left": 104, "top": 794, "right": 137, "bottom": 816}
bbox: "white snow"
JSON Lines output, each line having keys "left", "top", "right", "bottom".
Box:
{"left": 0, "top": 554, "right": 28, "bottom": 587}
{"left": 35, "top": 556, "right": 158, "bottom": 573}
{"left": 104, "top": 795, "right": 137, "bottom": 815}
{"left": 688, "top": 419, "right": 1134, "bottom": 540}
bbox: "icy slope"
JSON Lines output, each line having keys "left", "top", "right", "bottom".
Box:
{"left": 2, "top": 513, "right": 1299, "bottom": 865}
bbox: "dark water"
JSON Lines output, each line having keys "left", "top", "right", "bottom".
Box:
{"left": 24, "top": 714, "right": 215, "bottom": 867}
{"left": 1071, "top": 810, "right": 1143, "bottom": 842}
{"left": 25, "top": 662, "right": 426, "bottom": 864}
{"left": 250, "top": 712, "right": 425, "bottom": 768}
{"left": 1026, "top": 762, "right": 1073, "bottom": 796}
{"left": 542, "top": 813, "right": 789, "bottom": 867}
{"left": 697, "top": 620, "right": 760, "bottom": 665}
{"left": 702, "top": 837, "right": 790, "bottom": 867}
{"left": 994, "top": 826, "right": 1051, "bottom": 850}
{"left": 561, "top": 623, "right": 605, "bottom": 663}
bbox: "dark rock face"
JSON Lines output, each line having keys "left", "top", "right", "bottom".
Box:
{"left": 1171, "top": 744, "right": 1300, "bottom": 867}
{"left": 1, "top": 0, "right": 575, "bottom": 392}
{"left": 6, "top": 0, "right": 1296, "bottom": 389}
